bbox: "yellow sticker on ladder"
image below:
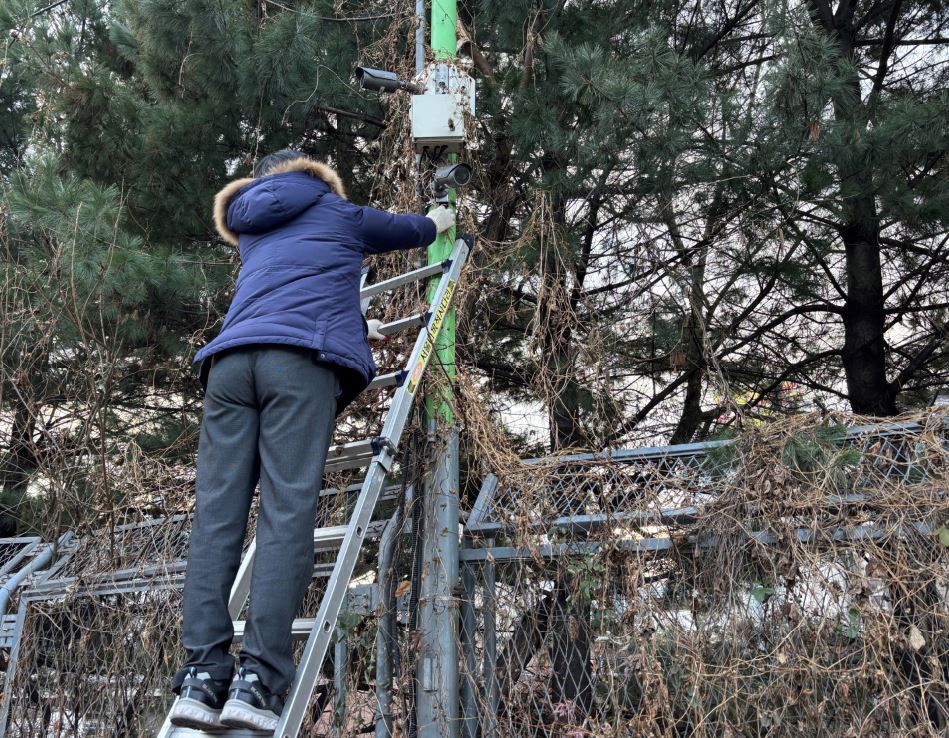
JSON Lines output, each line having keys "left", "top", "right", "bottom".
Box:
{"left": 407, "top": 279, "right": 456, "bottom": 396}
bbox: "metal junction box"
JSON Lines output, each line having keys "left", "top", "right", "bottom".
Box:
{"left": 411, "top": 64, "right": 476, "bottom": 155}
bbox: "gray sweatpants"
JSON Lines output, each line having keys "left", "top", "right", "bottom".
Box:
{"left": 172, "top": 346, "right": 340, "bottom": 696}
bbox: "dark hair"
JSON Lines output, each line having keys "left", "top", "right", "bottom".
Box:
{"left": 253, "top": 149, "right": 306, "bottom": 178}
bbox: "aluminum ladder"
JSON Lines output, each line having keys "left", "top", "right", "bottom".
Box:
{"left": 159, "top": 235, "right": 471, "bottom": 738}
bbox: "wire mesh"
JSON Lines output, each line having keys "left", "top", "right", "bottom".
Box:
{"left": 0, "top": 538, "right": 40, "bottom": 576}
{"left": 459, "top": 415, "right": 949, "bottom": 738}
{"left": 3, "top": 522, "right": 387, "bottom": 737}
{"left": 2, "top": 415, "right": 947, "bottom": 737}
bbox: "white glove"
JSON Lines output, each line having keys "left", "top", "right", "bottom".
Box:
{"left": 366, "top": 319, "right": 388, "bottom": 342}
{"left": 426, "top": 205, "right": 454, "bottom": 234}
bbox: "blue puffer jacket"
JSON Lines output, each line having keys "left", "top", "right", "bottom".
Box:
{"left": 196, "top": 157, "right": 437, "bottom": 413}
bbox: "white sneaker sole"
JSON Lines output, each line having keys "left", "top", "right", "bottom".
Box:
{"left": 169, "top": 697, "right": 225, "bottom": 731}
{"left": 220, "top": 699, "right": 279, "bottom": 732}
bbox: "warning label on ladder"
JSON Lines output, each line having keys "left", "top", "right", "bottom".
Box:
{"left": 407, "top": 278, "right": 457, "bottom": 395}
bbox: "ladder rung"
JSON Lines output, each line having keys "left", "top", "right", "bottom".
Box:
{"left": 320, "top": 482, "right": 403, "bottom": 502}
{"left": 366, "top": 370, "right": 402, "bottom": 391}
{"left": 168, "top": 730, "right": 269, "bottom": 737}
{"left": 359, "top": 261, "right": 446, "bottom": 300}
{"left": 324, "top": 438, "right": 379, "bottom": 472}
{"left": 379, "top": 313, "right": 426, "bottom": 336}
{"left": 313, "top": 520, "right": 388, "bottom": 550}
{"left": 314, "top": 525, "right": 348, "bottom": 545}
{"left": 233, "top": 617, "right": 316, "bottom": 640}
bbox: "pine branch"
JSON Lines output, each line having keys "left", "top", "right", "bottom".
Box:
{"left": 616, "top": 371, "right": 693, "bottom": 437}
{"left": 854, "top": 37, "right": 949, "bottom": 46}
{"left": 714, "top": 55, "right": 777, "bottom": 75}
{"left": 888, "top": 322, "right": 949, "bottom": 394}
{"left": 882, "top": 233, "right": 949, "bottom": 305}
{"left": 30, "top": 0, "right": 68, "bottom": 17}
{"left": 458, "top": 21, "right": 496, "bottom": 84}
{"left": 724, "top": 349, "right": 843, "bottom": 413}
{"left": 688, "top": 0, "right": 761, "bottom": 61}
{"left": 719, "top": 304, "right": 846, "bottom": 363}
{"left": 259, "top": 2, "right": 398, "bottom": 23}
{"left": 314, "top": 105, "right": 384, "bottom": 128}
{"left": 728, "top": 351, "right": 849, "bottom": 401}
{"left": 869, "top": 0, "right": 904, "bottom": 102}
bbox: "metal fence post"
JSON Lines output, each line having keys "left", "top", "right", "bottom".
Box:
{"left": 333, "top": 625, "right": 348, "bottom": 738}
{"left": 460, "top": 562, "right": 478, "bottom": 738}
{"left": 483, "top": 556, "right": 498, "bottom": 738}
{"left": 0, "top": 599, "right": 29, "bottom": 737}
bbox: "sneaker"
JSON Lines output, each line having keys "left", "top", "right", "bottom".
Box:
{"left": 220, "top": 667, "right": 284, "bottom": 732}
{"left": 170, "top": 667, "right": 228, "bottom": 731}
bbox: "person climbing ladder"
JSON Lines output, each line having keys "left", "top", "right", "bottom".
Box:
{"left": 169, "top": 149, "right": 453, "bottom": 733}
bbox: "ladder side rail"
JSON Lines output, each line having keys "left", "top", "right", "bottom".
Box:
{"left": 359, "top": 267, "right": 372, "bottom": 315}
{"left": 275, "top": 461, "right": 389, "bottom": 737}
{"left": 227, "top": 538, "right": 255, "bottom": 619}
{"left": 157, "top": 703, "right": 177, "bottom": 736}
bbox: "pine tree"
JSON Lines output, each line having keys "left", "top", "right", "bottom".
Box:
{"left": 0, "top": 0, "right": 394, "bottom": 532}
{"left": 462, "top": 0, "right": 948, "bottom": 447}
{"left": 458, "top": 4, "right": 947, "bottom": 721}
{"left": 1, "top": 0, "right": 945, "bottom": 515}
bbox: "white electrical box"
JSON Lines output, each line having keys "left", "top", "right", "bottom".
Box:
{"left": 411, "top": 94, "right": 467, "bottom": 154}
{"left": 410, "top": 64, "right": 476, "bottom": 155}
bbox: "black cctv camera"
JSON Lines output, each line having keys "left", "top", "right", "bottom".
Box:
{"left": 435, "top": 163, "right": 472, "bottom": 189}
{"left": 432, "top": 163, "right": 472, "bottom": 201}
{"left": 355, "top": 67, "right": 421, "bottom": 94}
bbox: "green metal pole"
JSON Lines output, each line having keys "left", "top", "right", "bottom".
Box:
{"left": 424, "top": 215, "right": 456, "bottom": 422}
{"left": 426, "top": 0, "right": 457, "bottom": 424}
{"left": 418, "top": 4, "right": 460, "bottom": 738}
{"left": 430, "top": 0, "right": 457, "bottom": 63}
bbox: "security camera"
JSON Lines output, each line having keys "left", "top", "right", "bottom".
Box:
{"left": 435, "top": 163, "right": 472, "bottom": 189}
{"left": 355, "top": 67, "right": 421, "bottom": 94}
{"left": 431, "top": 163, "right": 472, "bottom": 201}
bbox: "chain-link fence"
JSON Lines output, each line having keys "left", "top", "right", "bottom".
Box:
{"left": 459, "top": 416, "right": 949, "bottom": 738}
{"left": 1, "top": 414, "right": 947, "bottom": 737}
{"left": 0, "top": 468, "right": 395, "bottom": 737}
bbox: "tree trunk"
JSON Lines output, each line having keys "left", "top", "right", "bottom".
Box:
{"left": 548, "top": 586, "right": 594, "bottom": 719}
{"left": 834, "top": 54, "right": 894, "bottom": 414}
{"left": 667, "top": 188, "right": 720, "bottom": 443}
{"left": 495, "top": 590, "right": 556, "bottom": 715}
{"left": 540, "top": 236, "right": 584, "bottom": 450}
{"left": 811, "top": 1, "right": 897, "bottom": 415}
{"left": 537, "top": 183, "right": 586, "bottom": 450}
{"left": 670, "top": 367, "right": 704, "bottom": 444}
{"left": 840, "top": 216, "right": 895, "bottom": 414}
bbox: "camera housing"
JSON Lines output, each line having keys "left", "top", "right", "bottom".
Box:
{"left": 355, "top": 67, "right": 421, "bottom": 94}
{"left": 435, "top": 164, "right": 472, "bottom": 189}
{"left": 432, "top": 163, "right": 473, "bottom": 202}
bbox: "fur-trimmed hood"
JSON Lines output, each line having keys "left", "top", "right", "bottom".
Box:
{"left": 213, "top": 158, "right": 348, "bottom": 246}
